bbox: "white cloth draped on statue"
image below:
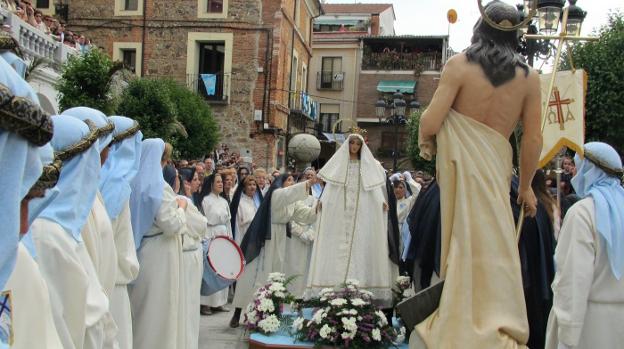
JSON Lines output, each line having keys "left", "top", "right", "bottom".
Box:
{"left": 235, "top": 194, "right": 257, "bottom": 245}
{"left": 201, "top": 193, "right": 232, "bottom": 308}
{"left": 284, "top": 195, "right": 317, "bottom": 298}
{"left": 2, "top": 243, "right": 63, "bottom": 348}
{"left": 545, "top": 198, "right": 624, "bottom": 349}
{"left": 232, "top": 182, "right": 315, "bottom": 309}
{"left": 306, "top": 134, "right": 396, "bottom": 307}
{"left": 129, "top": 184, "right": 186, "bottom": 349}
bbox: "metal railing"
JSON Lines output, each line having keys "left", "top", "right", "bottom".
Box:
{"left": 316, "top": 71, "right": 344, "bottom": 90}
{"left": 186, "top": 72, "right": 230, "bottom": 102}
{"left": 362, "top": 51, "right": 442, "bottom": 71}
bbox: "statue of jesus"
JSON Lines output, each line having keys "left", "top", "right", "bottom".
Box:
{"left": 410, "top": 2, "right": 543, "bottom": 348}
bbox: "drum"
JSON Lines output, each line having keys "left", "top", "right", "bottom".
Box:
{"left": 200, "top": 236, "right": 245, "bottom": 296}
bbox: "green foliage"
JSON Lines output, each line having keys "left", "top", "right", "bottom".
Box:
{"left": 164, "top": 80, "right": 220, "bottom": 159}
{"left": 562, "top": 12, "right": 624, "bottom": 155}
{"left": 57, "top": 49, "right": 120, "bottom": 114}
{"left": 406, "top": 107, "right": 436, "bottom": 175}
{"left": 116, "top": 78, "right": 220, "bottom": 159}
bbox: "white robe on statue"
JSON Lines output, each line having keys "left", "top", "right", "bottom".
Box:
{"left": 129, "top": 185, "right": 186, "bottom": 349}
{"left": 201, "top": 193, "right": 232, "bottom": 308}
{"left": 545, "top": 198, "right": 624, "bottom": 349}
{"left": 1, "top": 243, "right": 63, "bottom": 348}
{"left": 181, "top": 198, "right": 208, "bottom": 349}
{"left": 284, "top": 195, "right": 317, "bottom": 298}
{"left": 233, "top": 181, "right": 316, "bottom": 309}
{"left": 305, "top": 134, "right": 396, "bottom": 307}
{"left": 235, "top": 194, "right": 257, "bottom": 245}
{"left": 31, "top": 218, "right": 110, "bottom": 349}
{"left": 109, "top": 202, "right": 139, "bottom": 349}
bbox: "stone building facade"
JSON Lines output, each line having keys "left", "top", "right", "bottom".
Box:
{"left": 67, "top": 0, "right": 321, "bottom": 170}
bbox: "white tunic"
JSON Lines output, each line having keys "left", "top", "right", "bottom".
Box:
{"left": 306, "top": 160, "right": 396, "bottom": 307}
{"left": 1, "top": 243, "right": 63, "bottom": 348}
{"left": 201, "top": 193, "right": 232, "bottom": 308}
{"left": 181, "top": 199, "right": 208, "bottom": 349}
{"left": 233, "top": 182, "right": 315, "bottom": 308}
{"left": 129, "top": 185, "right": 186, "bottom": 349}
{"left": 284, "top": 195, "right": 317, "bottom": 298}
{"left": 235, "top": 194, "right": 257, "bottom": 245}
{"left": 31, "top": 218, "right": 110, "bottom": 349}
{"left": 396, "top": 179, "right": 421, "bottom": 259}
{"left": 109, "top": 202, "right": 139, "bottom": 349}
{"left": 545, "top": 198, "right": 624, "bottom": 349}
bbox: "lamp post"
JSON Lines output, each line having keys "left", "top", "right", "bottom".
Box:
{"left": 375, "top": 92, "right": 420, "bottom": 171}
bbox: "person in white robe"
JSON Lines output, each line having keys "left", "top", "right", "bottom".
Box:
{"left": 98, "top": 116, "right": 142, "bottom": 349}
{"left": 0, "top": 60, "right": 62, "bottom": 348}
{"left": 29, "top": 116, "right": 112, "bottom": 349}
{"left": 198, "top": 173, "right": 232, "bottom": 313}
{"left": 128, "top": 139, "right": 187, "bottom": 349}
{"left": 232, "top": 175, "right": 317, "bottom": 327}
{"left": 254, "top": 168, "right": 270, "bottom": 197}
{"left": 305, "top": 134, "right": 397, "bottom": 308}
{"left": 390, "top": 171, "right": 422, "bottom": 268}
{"left": 545, "top": 142, "right": 624, "bottom": 349}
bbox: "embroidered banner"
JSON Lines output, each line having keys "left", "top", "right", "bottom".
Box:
{"left": 539, "top": 70, "right": 587, "bottom": 167}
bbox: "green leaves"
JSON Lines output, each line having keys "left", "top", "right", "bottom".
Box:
{"left": 406, "top": 107, "right": 436, "bottom": 176}
{"left": 562, "top": 12, "right": 624, "bottom": 155}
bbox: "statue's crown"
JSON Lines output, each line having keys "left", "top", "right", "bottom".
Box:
{"left": 347, "top": 126, "right": 368, "bottom": 137}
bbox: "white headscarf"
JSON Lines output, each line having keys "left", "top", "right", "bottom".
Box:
{"left": 318, "top": 134, "right": 386, "bottom": 191}
{"left": 129, "top": 138, "right": 165, "bottom": 247}
{"left": 100, "top": 116, "right": 143, "bottom": 220}
{"left": 571, "top": 142, "right": 624, "bottom": 279}
{"left": 62, "top": 106, "right": 114, "bottom": 152}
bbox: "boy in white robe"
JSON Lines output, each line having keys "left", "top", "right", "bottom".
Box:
{"left": 545, "top": 142, "right": 624, "bottom": 349}
{"left": 98, "top": 116, "right": 142, "bottom": 349}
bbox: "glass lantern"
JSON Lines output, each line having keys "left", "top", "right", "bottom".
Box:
{"left": 375, "top": 98, "right": 386, "bottom": 123}
{"left": 524, "top": 0, "right": 538, "bottom": 16}
{"left": 565, "top": 0, "right": 587, "bottom": 36}
{"left": 537, "top": 0, "right": 565, "bottom": 34}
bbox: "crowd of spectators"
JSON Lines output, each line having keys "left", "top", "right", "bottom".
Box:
{"left": 1, "top": 0, "right": 92, "bottom": 52}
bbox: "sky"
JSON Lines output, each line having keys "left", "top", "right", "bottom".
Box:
{"left": 324, "top": 0, "right": 623, "bottom": 52}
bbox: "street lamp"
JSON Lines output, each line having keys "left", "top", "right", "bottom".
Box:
{"left": 375, "top": 92, "right": 420, "bottom": 171}
{"left": 565, "top": 0, "right": 587, "bottom": 36}
{"left": 537, "top": 0, "right": 565, "bottom": 34}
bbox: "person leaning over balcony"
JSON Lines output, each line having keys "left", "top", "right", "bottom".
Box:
{"left": 34, "top": 10, "right": 50, "bottom": 34}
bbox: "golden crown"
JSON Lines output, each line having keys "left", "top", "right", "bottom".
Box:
{"left": 347, "top": 126, "right": 368, "bottom": 137}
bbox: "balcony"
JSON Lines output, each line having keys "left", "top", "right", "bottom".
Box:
{"left": 186, "top": 72, "right": 231, "bottom": 103}
{"left": 289, "top": 91, "right": 318, "bottom": 121}
{"left": 316, "top": 71, "right": 344, "bottom": 91}
{"left": 0, "top": 8, "right": 77, "bottom": 67}
{"left": 362, "top": 51, "right": 442, "bottom": 72}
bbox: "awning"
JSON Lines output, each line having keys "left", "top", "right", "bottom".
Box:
{"left": 376, "top": 80, "right": 416, "bottom": 94}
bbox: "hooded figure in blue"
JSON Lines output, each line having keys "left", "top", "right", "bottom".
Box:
{"left": 28, "top": 115, "right": 113, "bottom": 349}
{"left": 128, "top": 139, "right": 188, "bottom": 349}
{"left": 98, "top": 115, "right": 142, "bottom": 349}
{"left": 0, "top": 56, "right": 52, "bottom": 292}
{"left": 545, "top": 142, "right": 624, "bottom": 349}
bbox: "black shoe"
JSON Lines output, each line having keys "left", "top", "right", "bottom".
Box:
{"left": 200, "top": 305, "right": 212, "bottom": 316}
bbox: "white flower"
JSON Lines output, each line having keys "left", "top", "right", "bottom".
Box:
{"left": 341, "top": 317, "right": 358, "bottom": 332}
{"left": 292, "top": 317, "right": 305, "bottom": 331}
{"left": 245, "top": 310, "right": 258, "bottom": 324}
{"left": 258, "top": 298, "right": 275, "bottom": 313}
{"left": 396, "top": 275, "right": 411, "bottom": 285}
{"left": 341, "top": 330, "right": 356, "bottom": 340}
{"left": 319, "top": 324, "right": 333, "bottom": 339}
{"left": 345, "top": 279, "right": 360, "bottom": 287}
{"left": 312, "top": 309, "right": 325, "bottom": 324}
{"left": 372, "top": 328, "right": 382, "bottom": 341}
{"left": 274, "top": 291, "right": 286, "bottom": 299}
{"left": 269, "top": 283, "right": 286, "bottom": 292}
{"left": 360, "top": 290, "right": 374, "bottom": 298}
{"left": 375, "top": 310, "right": 388, "bottom": 327}
{"left": 320, "top": 288, "right": 334, "bottom": 295}
{"left": 268, "top": 272, "right": 286, "bottom": 283}
{"left": 351, "top": 298, "right": 367, "bottom": 307}
{"left": 258, "top": 314, "right": 280, "bottom": 333}
{"left": 330, "top": 298, "right": 347, "bottom": 306}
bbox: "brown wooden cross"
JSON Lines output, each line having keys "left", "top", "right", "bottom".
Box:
{"left": 548, "top": 87, "right": 574, "bottom": 131}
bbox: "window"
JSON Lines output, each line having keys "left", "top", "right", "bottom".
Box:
{"left": 35, "top": 0, "right": 54, "bottom": 15}
{"left": 124, "top": 0, "right": 138, "bottom": 11}
{"left": 121, "top": 49, "right": 137, "bottom": 73}
{"left": 301, "top": 64, "right": 307, "bottom": 93}
{"left": 319, "top": 57, "right": 343, "bottom": 90}
{"left": 36, "top": 0, "right": 49, "bottom": 8}
{"left": 198, "top": 0, "right": 228, "bottom": 18}
{"left": 289, "top": 54, "right": 298, "bottom": 108}
{"left": 186, "top": 32, "right": 233, "bottom": 103}
{"left": 319, "top": 104, "right": 340, "bottom": 133}
{"left": 114, "top": 0, "right": 143, "bottom": 16}
{"left": 112, "top": 42, "right": 142, "bottom": 76}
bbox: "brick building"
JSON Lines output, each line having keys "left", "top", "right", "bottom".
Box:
{"left": 67, "top": 0, "right": 322, "bottom": 170}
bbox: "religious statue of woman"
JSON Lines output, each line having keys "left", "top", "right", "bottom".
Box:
{"left": 305, "top": 133, "right": 398, "bottom": 309}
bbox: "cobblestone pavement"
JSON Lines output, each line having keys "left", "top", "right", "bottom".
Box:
{"left": 199, "top": 305, "right": 248, "bottom": 349}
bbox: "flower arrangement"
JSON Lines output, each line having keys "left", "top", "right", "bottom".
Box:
{"left": 244, "top": 272, "right": 295, "bottom": 334}
{"left": 392, "top": 276, "right": 412, "bottom": 308}
{"left": 292, "top": 279, "right": 405, "bottom": 348}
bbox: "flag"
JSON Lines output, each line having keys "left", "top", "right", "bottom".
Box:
{"left": 538, "top": 70, "right": 586, "bottom": 167}
{"left": 200, "top": 73, "right": 217, "bottom": 96}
